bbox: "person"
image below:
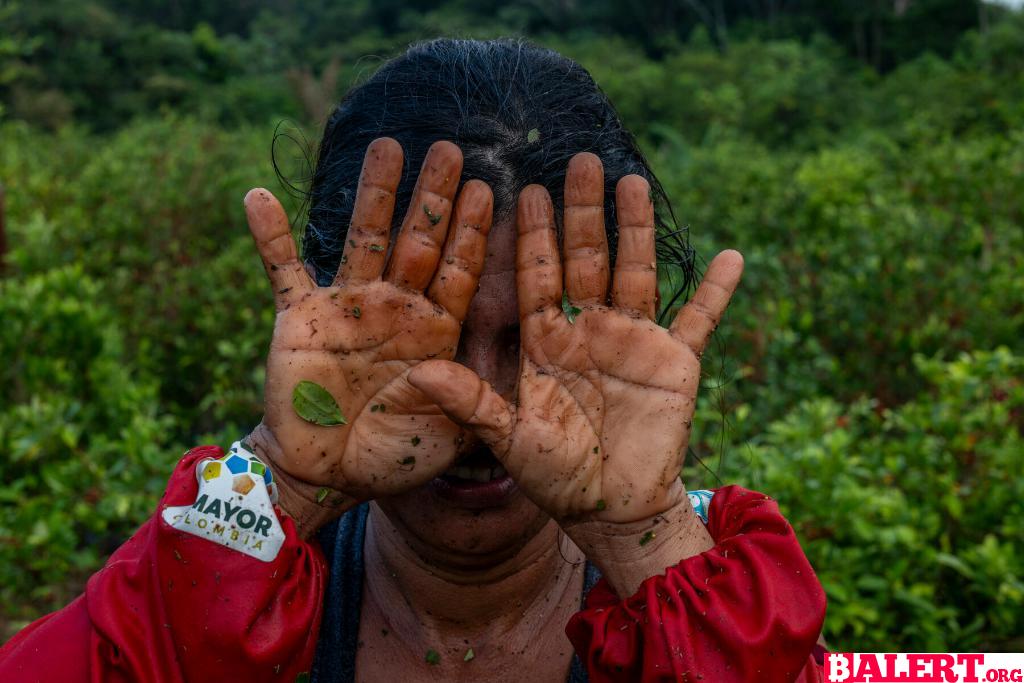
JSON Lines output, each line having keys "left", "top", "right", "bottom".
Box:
{"left": 0, "top": 38, "right": 826, "bottom": 682}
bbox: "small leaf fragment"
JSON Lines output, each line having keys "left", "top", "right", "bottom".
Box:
{"left": 295, "top": 673, "right": 310, "bottom": 683}
{"left": 596, "top": 499, "right": 607, "bottom": 511}
{"left": 561, "top": 292, "right": 582, "bottom": 324}
{"left": 464, "top": 648, "right": 475, "bottom": 662}
{"left": 292, "top": 380, "right": 347, "bottom": 426}
{"left": 411, "top": 435, "right": 421, "bottom": 446}
{"left": 352, "top": 306, "right": 361, "bottom": 319}
{"left": 425, "top": 649, "right": 441, "bottom": 665}
{"left": 316, "top": 487, "right": 330, "bottom": 503}
{"left": 423, "top": 204, "right": 442, "bottom": 225}
{"left": 368, "top": 243, "right": 385, "bottom": 252}
{"left": 400, "top": 456, "right": 416, "bottom": 466}
{"left": 639, "top": 530, "right": 656, "bottom": 546}
{"left": 527, "top": 128, "right": 540, "bottom": 143}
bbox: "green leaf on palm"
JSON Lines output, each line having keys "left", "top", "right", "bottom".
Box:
{"left": 292, "top": 380, "right": 347, "bottom": 426}
{"left": 561, "top": 292, "right": 582, "bottom": 324}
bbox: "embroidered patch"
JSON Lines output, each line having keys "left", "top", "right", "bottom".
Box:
{"left": 687, "top": 489, "right": 714, "bottom": 524}
{"left": 161, "top": 442, "right": 285, "bottom": 562}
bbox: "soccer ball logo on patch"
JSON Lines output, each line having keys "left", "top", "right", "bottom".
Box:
{"left": 199, "top": 447, "right": 278, "bottom": 503}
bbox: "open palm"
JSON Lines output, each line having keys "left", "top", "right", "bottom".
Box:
{"left": 410, "top": 153, "right": 743, "bottom": 524}
{"left": 247, "top": 139, "right": 492, "bottom": 501}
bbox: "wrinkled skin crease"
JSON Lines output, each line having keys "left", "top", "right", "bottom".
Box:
{"left": 357, "top": 217, "right": 589, "bottom": 682}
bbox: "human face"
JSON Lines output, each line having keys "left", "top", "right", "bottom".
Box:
{"left": 373, "top": 216, "right": 554, "bottom": 566}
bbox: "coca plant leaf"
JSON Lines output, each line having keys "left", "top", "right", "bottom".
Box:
{"left": 292, "top": 380, "right": 347, "bottom": 426}
{"left": 561, "top": 292, "right": 582, "bottom": 324}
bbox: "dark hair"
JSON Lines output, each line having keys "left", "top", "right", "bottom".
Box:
{"left": 301, "top": 38, "right": 695, "bottom": 318}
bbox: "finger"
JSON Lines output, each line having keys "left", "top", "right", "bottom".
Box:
{"left": 670, "top": 249, "right": 744, "bottom": 356}
{"left": 336, "top": 137, "right": 404, "bottom": 283}
{"left": 611, "top": 175, "right": 657, "bottom": 319}
{"left": 385, "top": 141, "right": 464, "bottom": 290}
{"left": 563, "top": 153, "right": 610, "bottom": 304}
{"left": 516, "top": 185, "right": 562, "bottom": 318}
{"left": 408, "top": 360, "right": 513, "bottom": 453}
{"left": 244, "top": 188, "right": 314, "bottom": 308}
{"left": 427, "top": 180, "right": 494, "bottom": 321}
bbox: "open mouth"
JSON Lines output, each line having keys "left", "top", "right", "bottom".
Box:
{"left": 430, "top": 446, "right": 517, "bottom": 508}
{"left": 441, "top": 448, "right": 507, "bottom": 483}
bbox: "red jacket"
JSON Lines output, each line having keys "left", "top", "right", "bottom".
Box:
{"left": 0, "top": 447, "right": 826, "bottom": 682}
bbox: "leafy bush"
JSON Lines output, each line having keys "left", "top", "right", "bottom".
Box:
{"left": 2, "top": 117, "right": 288, "bottom": 434}
{"left": 0, "top": 266, "right": 180, "bottom": 629}
{"left": 661, "top": 130, "right": 1024, "bottom": 436}
{"left": 688, "top": 350, "right": 1024, "bottom": 651}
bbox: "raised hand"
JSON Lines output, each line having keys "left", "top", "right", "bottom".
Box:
{"left": 409, "top": 152, "right": 743, "bottom": 528}
{"left": 245, "top": 139, "right": 493, "bottom": 521}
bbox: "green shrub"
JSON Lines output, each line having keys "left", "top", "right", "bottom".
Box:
{"left": 688, "top": 349, "right": 1024, "bottom": 651}
{"left": 2, "top": 116, "right": 292, "bottom": 434}
{"left": 656, "top": 129, "right": 1024, "bottom": 437}
{"left": 0, "top": 266, "right": 180, "bottom": 628}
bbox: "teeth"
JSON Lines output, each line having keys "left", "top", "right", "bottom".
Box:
{"left": 445, "top": 464, "right": 507, "bottom": 482}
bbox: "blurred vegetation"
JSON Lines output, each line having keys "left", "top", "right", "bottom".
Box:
{"left": 1, "top": 0, "right": 1022, "bottom": 652}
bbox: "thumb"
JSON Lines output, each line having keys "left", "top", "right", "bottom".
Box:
{"left": 408, "top": 360, "right": 514, "bottom": 454}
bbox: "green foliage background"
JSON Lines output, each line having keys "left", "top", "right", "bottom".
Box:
{"left": 1, "top": 0, "right": 1022, "bottom": 651}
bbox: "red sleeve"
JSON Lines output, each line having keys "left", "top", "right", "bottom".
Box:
{"left": 566, "top": 485, "right": 826, "bottom": 683}
{"left": 0, "top": 446, "right": 327, "bottom": 683}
